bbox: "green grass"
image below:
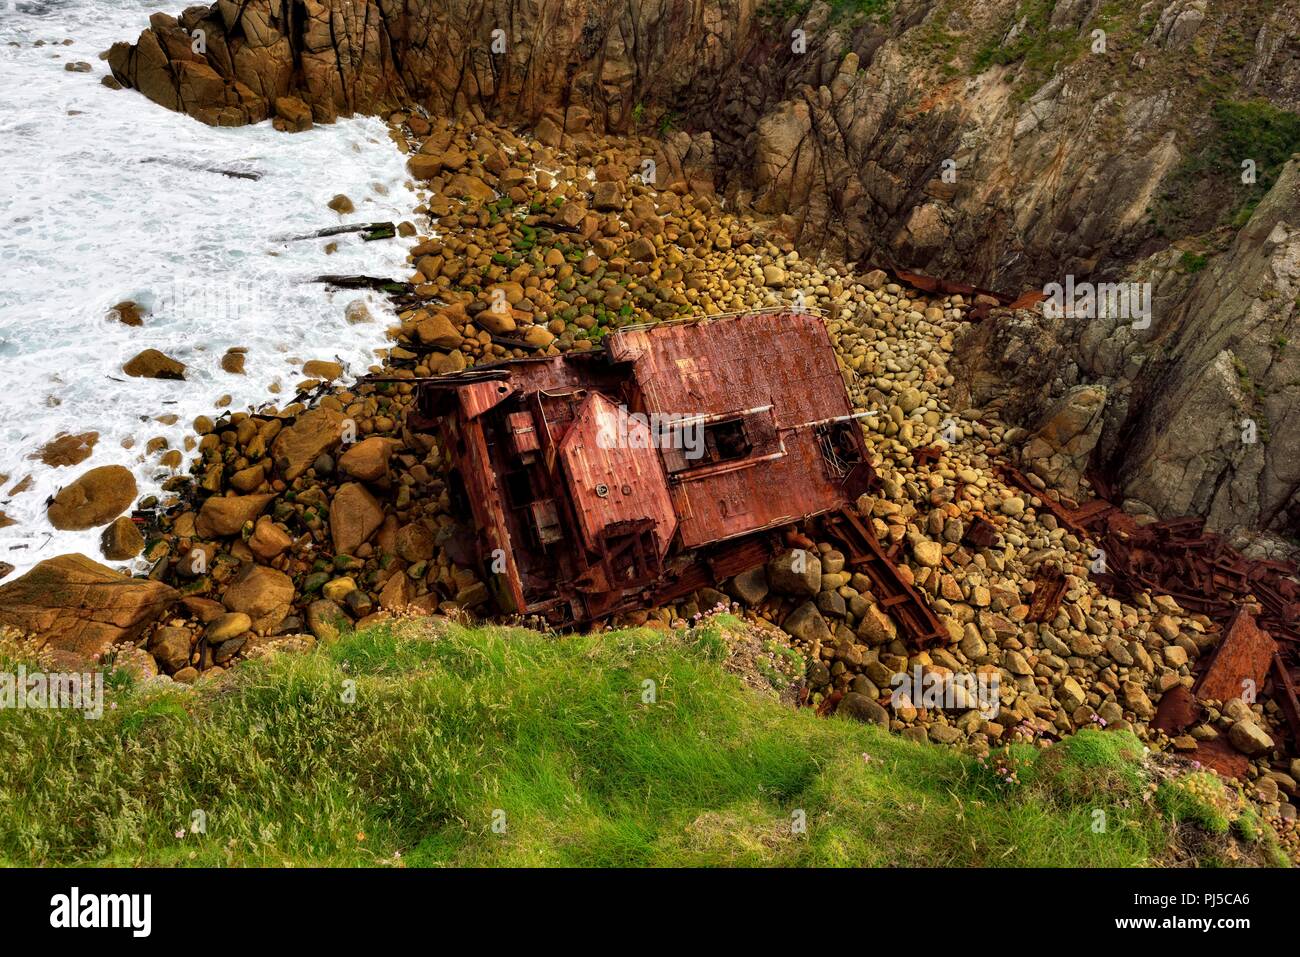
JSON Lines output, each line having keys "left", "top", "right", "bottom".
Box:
{"left": 1157, "top": 99, "right": 1300, "bottom": 234}
{"left": 0, "top": 619, "right": 1258, "bottom": 867}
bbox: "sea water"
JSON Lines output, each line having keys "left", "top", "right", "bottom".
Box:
{"left": 0, "top": 0, "right": 415, "bottom": 575}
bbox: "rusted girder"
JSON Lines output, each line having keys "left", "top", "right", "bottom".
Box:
{"left": 819, "top": 507, "right": 948, "bottom": 648}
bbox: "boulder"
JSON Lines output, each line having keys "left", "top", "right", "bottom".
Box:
{"left": 0, "top": 554, "right": 176, "bottom": 661}
{"left": 729, "top": 566, "right": 769, "bottom": 606}
{"left": 395, "top": 523, "right": 435, "bottom": 562}
{"left": 47, "top": 465, "right": 137, "bottom": 530}
{"left": 271, "top": 407, "right": 345, "bottom": 481}
{"left": 248, "top": 517, "right": 292, "bottom": 561}
{"left": 221, "top": 564, "right": 294, "bottom": 633}
{"left": 838, "top": 692, "right": 889, "bottom": 726}
{"left": 1228, "top": 719, "right": 1274, "bottom": 757}
{"left": 306, "top": 599, "right": 350, "bottom": 643}
{"left": 302, "top": 359, "right": 343, "bottom": 380}
{"left": 337, "top": 437, "right": 394, "bottom": 482}
{"left": 330, "top": 482, "right": 384, "bottom": 555}
{"left": 147, "top": 625, "right": 192, "bottom": 674}
{"left": 781, "top": 601, "right": 832, "bottom": 644}
{"left": 100, "top": 515, "right": 144, "bottom": 560}
{"left": 195, "top": 493, "right": 275, "bottom": 538}
{"left": 767, "top": 548, "right": 821, "bottom": 597}
{"left": 123, "top": 348, "right": 185, "bottom": 379}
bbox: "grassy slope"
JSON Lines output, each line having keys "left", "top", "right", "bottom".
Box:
{"left": 0, "top": 618, "right": 1279, "bottom": 867}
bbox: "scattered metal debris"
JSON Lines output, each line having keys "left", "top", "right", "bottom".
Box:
{"left": 999, "top": 462, "right": 1300, "bottom": 749}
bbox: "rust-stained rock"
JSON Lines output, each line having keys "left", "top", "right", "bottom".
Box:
{"left": 0, "top": 554, "right": 176, "bottom": 662}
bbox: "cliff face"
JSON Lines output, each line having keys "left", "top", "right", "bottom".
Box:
{"left": 108, "top": 0, "right": 1300, "bottom": 289}
{"left": 104, "top": 0, "right": 755, "bottom": 133}
{"left": 107, "top": 0, "right": 1300, "bottom": 537}
{"left": 952, "top": 158, "right": 1300, "bottom": 543}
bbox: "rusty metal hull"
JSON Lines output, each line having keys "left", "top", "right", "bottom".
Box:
{"left": 408, "top": 310, "right": 883, "bottom": 627}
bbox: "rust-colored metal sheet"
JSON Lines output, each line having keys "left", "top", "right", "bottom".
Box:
{"left": 1152, "top": 684, "right": 1203, "bottom": 736}
{"left": 1026, "top": 565, "right": 1067, "bottom": 624}
{"left": 1188, "top": 737, "right": 1250, "bottom": 780}
{"left": 558, "top": 392, "right": 678, "bottom": 560}
{"left": 1195, "top": 611, "right": 1277, "bottom": 703}
{"left": 610, "top": 311, "right": 867, "bottom": 550}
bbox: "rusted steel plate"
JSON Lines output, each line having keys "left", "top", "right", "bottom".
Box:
{"left": 1189, "top": 737, "right": 1250, "bottom": 780}
{"left": 962, "top": 516, "right": 1000, "bottom": 550}
{"left": 1193, "top": 610, "right": 1277, "bottom": 704}
{"left": 558, "top": 393, "right": 678, "bottom": 559}
{"left": 1026, "top": 565, "right": 1067, "bottom": 623}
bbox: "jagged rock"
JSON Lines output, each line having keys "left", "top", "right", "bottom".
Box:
{"left": 378, "top": 570, "right": 413, "bottom": 611}
{"left": 0, "top": 554, "right": 176, "bottom": 662}
{"left": 274, "top": 96, "right": 313, "bottom": 131}
{"left": 1022, "top": 384, "right": 1107, "bottom": 498}
{"left": 856, "top": 604, "right": 897, "bottom": 645}
{"left": 47, "top": 465, "right": 136, "bottom": 530}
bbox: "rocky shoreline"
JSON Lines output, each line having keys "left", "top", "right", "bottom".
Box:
{"left": 1, "top": 103, "right": 1298, "bottom": 846}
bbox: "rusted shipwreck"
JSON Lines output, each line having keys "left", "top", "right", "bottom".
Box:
{"left": 405, "top": 308, "right": 945, "bottom": 640}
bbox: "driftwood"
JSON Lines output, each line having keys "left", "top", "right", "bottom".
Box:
{"left": 313, "top": 275, "right": 412, "bottom": 294}
{"left": 278, "top": 222, "right": 396, "bottom": 242}
{"left": 140, "top": 157, "right": 262, "bottom": 180}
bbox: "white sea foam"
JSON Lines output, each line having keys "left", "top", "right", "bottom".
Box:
{"left": 0, "top": 1, "right": 416, "bottom": 576}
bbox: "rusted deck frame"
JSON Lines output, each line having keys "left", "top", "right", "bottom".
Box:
{"left": 997, "top": 459, "right": 1300, "bottom": 746}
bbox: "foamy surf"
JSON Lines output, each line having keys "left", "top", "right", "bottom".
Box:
{"left": 0, "top": 0, "right": 417, "bottom": 576}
